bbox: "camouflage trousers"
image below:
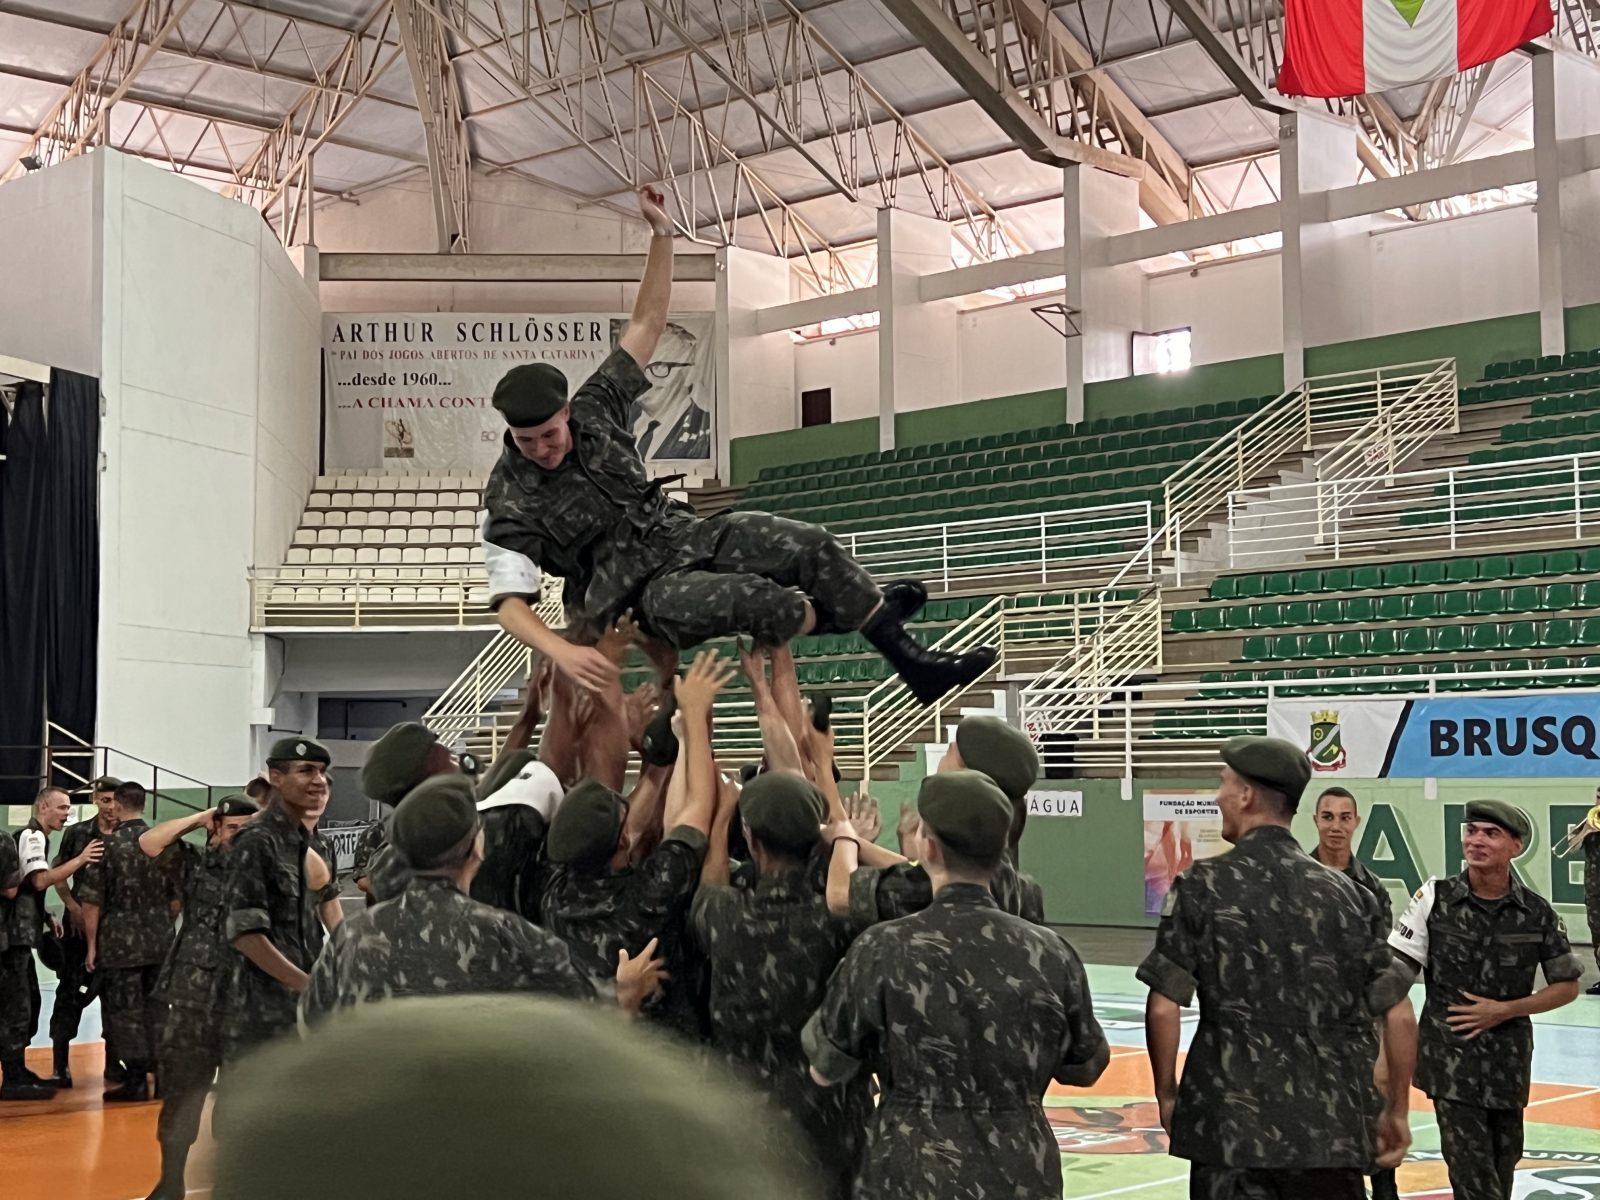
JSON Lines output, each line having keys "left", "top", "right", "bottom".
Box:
{"left": 1435, "top": 1099, "right": 1522, "bottom": 1200}
{"left": 636, "top": 512, "right": 882, "bottom": 650}
{"left": 102, "top": 962, "right": 164, "bottom": 1071}
{"left": 158, "top": 1000, "right": 223, "bottom": 1152}
{"left": 49, "top": 931, "right": 103, "bottom": 1043}
{"left": 1188, "top": 1166, "right": 1366, "bottom": 1199}
{"left": 1586, "top": 868, "right": 1599, "bottom": 971}
{"left": 0, "top": 947, "right": 33, "bottom": 1060}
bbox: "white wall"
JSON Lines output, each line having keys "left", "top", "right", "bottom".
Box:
{"left": 957, "top": 298, "right": 1071, "bottom": 401}
{"left": 95, "top": 153, "right": 320, "bottom": 786}
{"left": 0, "top": 153, "right": 101, "bottom": 377}
{"left": 1147, "top": 253, "right": 1283, "bottom": 365}
{"left": 795, "top": 330, "right": 879, "bottom": 424}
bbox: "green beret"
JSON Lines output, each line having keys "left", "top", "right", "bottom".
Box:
{"left": 1465, "top": 799, "right": 1531, "bottom": 841}
{"left": 215, "top": 795, "right": 259, "bottom": 820}
{"left": 362, "top": 722, "right": 441, "bottom": 805}
{"left": 267, "top": 736, "right": 331, "bottom": 766}
{"left": 546, "top": 778, "right": 625, "bottom": 865}
{"left": 391, "top": 775, "right": 481, "bottom": 870}
{"left": 738, "top": 773, "right": 824, "bottom": 855}
{"left": 91, "top": 776, "right": 123, "bottom": 793}
{"left": 917, "top": 769, "right": 1013, "bottom": 860}
{"left": 1220, "top": 736, "right": 1312, "bottom": 807}
{"left": 212, "top": 996, "right": 820, "bottom": 1200}
{"left": 492, "top": 363, "right": 569, "bottom": 428}
{"left": 955, "top": 716, "right": 1039, "bottom": 801}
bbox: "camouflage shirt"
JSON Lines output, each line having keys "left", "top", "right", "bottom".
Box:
{"left": 76, "top": 819, "right": 180, "bottom": 969}
{"left": 301, "top": 876, "right": 590, "bottom": 1026}
{"left": 351, "top": 818, "right": 388, "bottom": 887}
{"left": 157, "top": 841, "right": 234, "bottom": 1010}
{"left": 691, "top": 866, "right": 869, "bottom": 1193}
{"left": 1389, "top": 871, "right": 1582, "bottom": 1109}
{"left": 481, "top": 348, "right": 697, "bottom": 624}
{"left": 56, "top": 816, "right": 116, "bottom": 902}
{"left": 221, "top": 803, "right": 323, "bottom": 1054}
{"left": 803, "top": 883, "right": 1107, "bottom": 1200}
{"left": 0, "top": 833, "right": 20, "bottom": 953}
{"left": 845, "top": 856, "right": 1041, "bottom": 929}
{"left": 1136, "top": 824, "right": 1412, "bottom": 1170}
{"left": 7, "top": 820, "right": 52, "bottom": 948}
{"left": 471, "top": 804, "right": 551, "bottom": 921}
{"left": 540, "top": 825, "right": 706, "bottom": 1032}
{"left": 1312, "top": 846, "right": 1394, "bottom": 934}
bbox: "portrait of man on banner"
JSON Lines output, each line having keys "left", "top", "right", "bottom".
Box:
{"left": 610, "top": 316, "right": 713, "bottom": 463}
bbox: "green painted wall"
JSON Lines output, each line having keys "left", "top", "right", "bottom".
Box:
{"left": 727, "top": 304, "right": 1600, "bottom": 485}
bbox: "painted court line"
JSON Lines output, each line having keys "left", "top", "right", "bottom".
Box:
{"left": 1074, "top": 1171, "right": 1190, "bottom": 1199}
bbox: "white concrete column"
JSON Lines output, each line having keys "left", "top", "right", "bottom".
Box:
{"left": 1533, "top": 51, "right": 1565, "bottom": 356}
{"left": 1280, "top": 108, "right": 1358, "bottom": 389}
{"left": 1063, "top": 166, "right": 1086, "bottom": 425}
{"left": 714, "top": 245, "right": 793, "bottom": 484}
{"left": 877, "top": 208, "right": 960, "bottom": 451}
{"left": 1538, "top": 47, "right": 1600, "bottom": 342}
{"left": 1071, "top": 166, "right": 1144, "bottom": 409}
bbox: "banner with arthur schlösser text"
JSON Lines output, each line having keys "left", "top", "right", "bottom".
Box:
{"left": 322, "top": 313, "right": 714, "bottom": 475}
{"left": 1268, "top": 694, "right": 1600, "bottom": 779}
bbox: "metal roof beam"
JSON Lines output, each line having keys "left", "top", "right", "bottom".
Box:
{"left": 1161, "top": 0, "right": 1292, "bottom": 113}
{"left": 394, "top": 0, "right": 471, "bottom": 252}
{"left": 319, "top": 252, "right": 720, "bottom": 282}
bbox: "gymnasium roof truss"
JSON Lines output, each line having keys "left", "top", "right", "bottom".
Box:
{"left": 396, "top": 0, "right": 472, "bottom": 252}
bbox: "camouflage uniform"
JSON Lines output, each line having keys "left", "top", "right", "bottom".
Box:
{"left": 1136, "top": 825, "right": 1412, "bottom": 1194}
{"left": 50, "top": 816, "right": 113, "bottom": 1044}
{"left": 803, "top": 883, "right": 1106, "bottom": 1199}
{"left": 155, "top": 841, "right": 234, "bottom": 1158}
{"left": 472, "top": 806, "right": 551, "bottom": 921}
{"left": 1585, "top": 832, "right": 1600, "bottom": 974}
{"left": 482, "top": 348, "right": 881, "bottom": 648}
{"left": 6, "top": 820, "right": 51, "bottom": 1048}
{"left": 302, "top": 876, "right": 590, "bottom": 1025}
{"left": 1389, "top": 872, "right": 1583, "bottom": 1200}
{"left": 352, "top": 817, "right": 410, "bottom": 905}
{"left": 1311, "top": 846, "right": 1393, "bottom": 933}
{"left": 0, "top": 833, "right": 26, "bottom": 1065}
{"left": 220, "top": 803, "right": 323, "bottom": 1059}
{"left": 76, "top": 819, "right": 179, "bottom": 1075}
{"left": 691, "top": 868, "right": 869, "bottom": 1198}
{"left": 846, "top": 856, "right": 1042, "bottom": 927}
{"left": 540, "top": 824, "right": 706, "bottom": 1035}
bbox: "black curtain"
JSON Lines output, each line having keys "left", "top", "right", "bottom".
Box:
{"left": 0, "top": 371, "right": 101, "bottom": 803}
{"left": 45, "top": 370, "right": 101, "bottom": 765}
{"left": 0, "top": 383, "right": 50, "bottom": 805}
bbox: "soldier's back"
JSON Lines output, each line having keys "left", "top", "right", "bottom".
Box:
{"left": 96, "top": 820, "right": 177, "bottom": 969}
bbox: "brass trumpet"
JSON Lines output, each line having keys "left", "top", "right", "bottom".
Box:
{"left": 1558, "top": 805, "right": 1600, "bottom": 856}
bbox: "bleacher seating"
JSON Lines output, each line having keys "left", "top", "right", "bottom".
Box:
{"left": 739, "top": 397, "right": 1273, "bottom": 530}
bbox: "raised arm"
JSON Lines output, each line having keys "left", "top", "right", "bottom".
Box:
{"left": 667, "top": 651, "right": 737, "bottom": 836}
{"left": 618, "top": 186, "right": 674, "bottom": 368}
{"left": 498, "top": 599, "right": 619, "bottom": 695}
{"left": 141, "top": 809, "right": 214, "bottom": 858}
{"left": 740, "top": 644, "right": 805, "bottom": 776}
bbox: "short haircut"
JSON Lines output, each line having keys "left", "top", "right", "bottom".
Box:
{"left": 1244, "top": 776, "right": 1295, "bottom": 817}
{"left": 926, "top": 830, "right": 1003, "bottom": 876}
{"left": 114, "top": 781, "right": 148, "bottom": 813}
{"left": 245, "top": 778, "right": 272, "bottom": 798}
{"left": 35, "top": 786, "right": 69, "bottom": 806}
{"left": 1316, "top": 786, "right": 1357, "bottom": 809}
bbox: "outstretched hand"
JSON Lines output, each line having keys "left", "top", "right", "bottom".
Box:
{"left": 554, "top": 642, "right": 621, "bottom": 696}
{"left": 677, "top": 650, "right": 738, "bottom": 717}
{"left": 617, "top": 937, "right": 669, "bottom": 1016}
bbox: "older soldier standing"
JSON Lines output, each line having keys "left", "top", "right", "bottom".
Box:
{"left": 137, "top": 796, "right": 258, "bottom": 1200}
{"left": 49, "top": 776, "right": 121, "bottom": 1086}
{"left": 301, "top": 775, "right": 660, "bottom": 1024}
{"left": 220, "top": 739, "right": 333, "bottom": 1074}
{"left": 1389, "top": 799, "right": 1582, "bottom": 1200}
{"left": 1140, "top": 737, "right": 1418, "bottom": 1200}
{"left": 692, "top": 771, "right": 869, "bottom": 1198}
{"left": 482, "top": 187, "right": 992, "bottom": 706}
{"left": 80, "top": 781, "right": 180, "bottom": 1103}
{"left": 805, "top": 770, "right": 1109, "bottom": 1200}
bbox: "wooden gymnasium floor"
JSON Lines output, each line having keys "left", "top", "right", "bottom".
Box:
{"left": 11, "top": 931, "right": 1600, "bottom": 1199}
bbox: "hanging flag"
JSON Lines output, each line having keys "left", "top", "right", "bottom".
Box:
{"left": 1278, "top": 0, "right": 1554, "bottom": 98}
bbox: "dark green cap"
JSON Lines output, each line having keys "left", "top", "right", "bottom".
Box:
{"left": 212, "top": 996, "right": 820, "bottom": 1200}
{"left": 1220, "top": 735, "right": 1312, "bottom": 807}
{"left": 917, "top": 769, "right": 1013, "bottom": 860}
{"left": 391, "top": 775, "right": 481, "bottom": 870}
{"left": 267, "top": 736, "right": 331, "bottom": 766}
{"left": 954, "top": 716, "right": 1039, "bottom": 802}
{"left": 215, "top": 794, "right": 259, "bottom": 820}
{"left": 738, "top": 772, "right": 824, "bottom": 856}
{"left": 1465, "top": 799, "right": 1531, "bottom": 842}
{"left": 492, "top": 363, "right": 569, "bottom": 428}
{"left": 362, "top": 722, "right": 440, "bottom": 805}
{"left": 91, "top": 776, "right": 123, "bottom": 793}
{"left": 546, "top": 778, "right": 626, "bottom": 865}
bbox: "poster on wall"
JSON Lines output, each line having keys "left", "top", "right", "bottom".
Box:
{"left": 1142, "top": 789, "right": 1226, "bottom": 916}
{"left": 322, "top": 313, "right": 715, "bottom": 476}
{"left": 1268, "top": 695, "right": 1600, "bottom": 779}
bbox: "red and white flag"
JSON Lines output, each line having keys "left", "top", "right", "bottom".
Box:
{"left": 1278, "top": 0, "right": 1554, "bottom": 98}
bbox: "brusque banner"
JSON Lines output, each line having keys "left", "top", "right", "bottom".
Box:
{"left": 1268, "top": 694, "right": 1600, "bottom": 779}
{"left": 322, "top": 313, "right": 715, "bottom": 474}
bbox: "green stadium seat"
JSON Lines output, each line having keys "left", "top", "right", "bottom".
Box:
{"left": 1540, "top": 583, "right": 1577, "bottom": 611}
{"left": 1538, "top": 618, "right": 1574, "bottom": 647}
{"left": 1236, "top": 575, "right": 1267, "bottom": 599}
{"left": 1262, "top": 573, "right": 1294, "bottom": 597}
{"left": 1334, "top": 631, "right": 1366, "bottom": 657}
{"left": 1291, "top": 569, "right": 1322, "bottom": 594}
{"left": 1546, "top": 549, "right": 1581, "bottom": 575}
{"left": 1302, "top": 632, "right": 1334, "bottom": 659}
{"left": 1472, "top": 588, "right": 1506, "bottom": 615}
{"left": 1171, "top": 609, "right": 1196, "bottom": 634}
{"left": 1580, "top": 580, "right": 1600, "bottom": 609}
{"left": 1507, "top": 585, "right": 1541, "bottom": 613}
{"left": 1242, "top": 635, "right": 1273, "bottom": 661}
{"left": 1374, "top": 594, "right": 1407, "bottom": 622}
{"left": 1310, "top": 599, "right": 1342, "bottom": 625}
{"left": 1405, "top": 593, "right": 1439, "bottom": 620}
{"left": 1343, "top": 596, "right": 1375, "bottom": 623}
{"left": 1496, "top": 659, "right": 1534, "bottom": 689}
{"left": 1224, "top": 605, "right": 1254, "bottom": 631}
{"left": 1539, "top": 354, "right": 1564, "bottom": 373}
{"left": 1381, "top": 563, "right": 1414, "bottom": 589}
{"left": 1351, "top": 566, "right": 1382, "bottom": 590}
{"left": 1509, "top": 552, "right": 1545, "bottom": 578}
{"left": 1467, "top": 623, "right": 1502, "bottom": 651}
{"left": 1367, "top": 629, "right": 1398, "bottom": 656}
{"left": 1195, "top": 607, "right": 1226, "bottom": 633}
{"left": 1413, "top": 560, "right": 1447, "bottom": 586}
{"left": 1322, "top": 567, "right": 1353, "bottom": 592}
{"left": 1399, "top": 627, "right": 1432, "bottom": 655}
{"left": 1511, "top": 358, "right": 1537, "bottom": 377}
{"left": 1576, "top": 617, "right": 1600, "bottom": 645}
{"left": 1445, "top": 559, "right": 1477, "bottom": 584}
{"left": 1502, "top": 621, "right": 1539, "bottom": 650}
{"left": 1484, "top": 361, "right": 1510, "bottom": 380}
{"left": 1439, "top": 591, "right": 1473, "bottom": 618}
{"left": 1253, "top": 602, "right": 1284, "bottom": 628}
{"left": 1478, "top": 554, "right": 1512, "bottom": 580}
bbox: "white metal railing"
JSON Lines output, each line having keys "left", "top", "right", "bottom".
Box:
{"left": 1164, "top": 359, "right": 1458, "bottom": 551}
{"left": 1034, "top": 666, "right": 1600, "bottom": 777}
{"left": 1017, "top": 589, "right": 1165, "bottom": 742}
{"left": 1226, "top": 450, "right": 1600, "bottom": 569}
{"left": 251, "top": 501, "right": 1153, "bottom": 629}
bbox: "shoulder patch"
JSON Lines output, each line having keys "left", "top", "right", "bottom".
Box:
{"left": 1160, "top": 886, "right": 1179, "bottom": 918}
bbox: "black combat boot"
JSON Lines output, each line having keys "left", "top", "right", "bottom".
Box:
{"left": 45, "top": 1041, "right": 72, "bottom": 1088}
{"left": 862, "top": 609, "right": 997, "bottom": 704}
{"left": 0, "top": 1059, "right": 55, "bottom": 1101}
{"left": 880, "top": 579, "right": 928, "bottom": 622}
{"left": 146, "top": 1144, "right": 189, "bottom": 1200}
{"left": 104, "top": 1068, "right": 150, "bottom": 1103}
